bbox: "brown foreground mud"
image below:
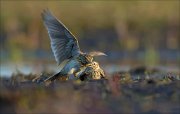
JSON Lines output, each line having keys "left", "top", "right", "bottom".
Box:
{"left": 0, "top": 67, "right": 180, "bottom": 114}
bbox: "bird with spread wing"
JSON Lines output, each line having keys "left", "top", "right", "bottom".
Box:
{"left": 41, "top": 9, "right": 106, "bottom": 84}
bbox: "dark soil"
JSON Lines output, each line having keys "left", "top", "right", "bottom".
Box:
{"left": 0, "top": 66, "right": 179, "bottom": 114}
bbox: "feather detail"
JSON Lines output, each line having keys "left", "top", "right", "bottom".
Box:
{"left": 42, "top": 9, "right": 82, "bottom": 65}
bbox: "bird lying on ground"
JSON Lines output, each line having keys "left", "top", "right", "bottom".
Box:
{"left": 41, "top": 9, "right": 106, "bottom": 84}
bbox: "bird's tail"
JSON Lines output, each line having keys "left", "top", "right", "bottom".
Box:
{"left": 44, "top": 72, "right": 62, "bottom": 86}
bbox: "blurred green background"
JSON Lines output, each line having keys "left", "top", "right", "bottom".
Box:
{"left": 0, "top": 1, "right": 179, "bottom": 76}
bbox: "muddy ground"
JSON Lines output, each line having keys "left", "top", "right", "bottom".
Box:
{"left": 0, "top": 66, "right": 180, "bottom": 114}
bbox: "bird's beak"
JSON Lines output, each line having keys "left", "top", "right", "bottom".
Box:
{"left": 89, "top": 51, "right": 107, "bottom": 57}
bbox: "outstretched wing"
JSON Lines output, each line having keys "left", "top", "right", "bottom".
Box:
{"left": 88, "top": 51, "right": 107, "bottom": 56}
{"left": 42, "top": 9, "right": 81, "bottom": 65}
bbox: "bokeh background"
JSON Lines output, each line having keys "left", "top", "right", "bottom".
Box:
{"left": 0, "top": 1, "right": 179, "bottom": 76}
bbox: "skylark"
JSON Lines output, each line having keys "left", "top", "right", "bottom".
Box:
{"left": 41, "top": 9, "right": 106, "bottom": 83}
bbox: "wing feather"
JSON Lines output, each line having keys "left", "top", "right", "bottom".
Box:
{"left": 42, "top": 9, "right": 81, "bottom": 65}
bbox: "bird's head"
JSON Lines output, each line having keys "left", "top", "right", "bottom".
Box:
{"left": 84, "top": 54, "right": 93, "bottom": 63}
{"left": 78, "top": 54, "right": 93, "bottom": 65}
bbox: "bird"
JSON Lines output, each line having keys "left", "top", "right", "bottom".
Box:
{"left": 76, "top": 61, "right": 106, "bottom": 81}
{"left": 41, "top": 9, "right": 106, "bottom": 84}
